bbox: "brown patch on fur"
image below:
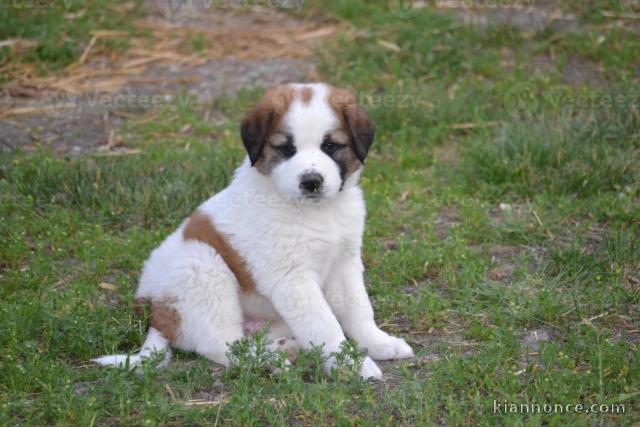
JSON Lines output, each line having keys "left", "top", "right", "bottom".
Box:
{"left": 134, "top": 297, "right": 182, "bottom": 345}
{"left": 240, "top": 85, "right": 295, "bottom": 170}
{"left": 327, "top": 129, "right": 362, "bottom": 182}
{"left": 150, "top": 299, "right": 181, "bottom": 344}
{"left": 134, "top": 297, "right": 148, "bottom": 317}
{"left": 183, "top": 211, "right": 256, "bottom": 294}
{"left": 327, "top": 86, "right": 375, "bottom": 164}
{"left": 300, "top": 86, "right": 314, "bottom": 104}
{"left": 254, "top": 135, "right": 285, "bottom": 175}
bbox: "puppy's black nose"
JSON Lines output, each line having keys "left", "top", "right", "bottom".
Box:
{"left": 299, "top": 172, "right": 324, "bottom": 194}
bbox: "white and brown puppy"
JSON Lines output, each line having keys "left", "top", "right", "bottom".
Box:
{"left": 94, "top": 83, "right": 413, "bottom": 380}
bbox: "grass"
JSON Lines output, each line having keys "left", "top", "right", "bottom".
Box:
{"left": 462, "top": 105, "right": 640, "bottom": 198}
{"left": 1, "top": 0, "right": 639, "bottom": 425}
{"left": 0, "top": 0, "right": 144, "bottom": 81}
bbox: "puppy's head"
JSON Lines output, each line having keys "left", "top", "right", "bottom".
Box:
{"left": 241, "top": 83, "right": 375, "bottom": 201}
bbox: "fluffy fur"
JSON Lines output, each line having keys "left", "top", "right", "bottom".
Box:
{"left": 94, "top": 83, "right": 413, "bottom": 380}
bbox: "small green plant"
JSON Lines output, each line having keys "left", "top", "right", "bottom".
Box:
{"left": 226, "top": 327, "right": 289, "bottom": 379}
{"left": 330, "top": 339, "right": 367, "bottom": 382}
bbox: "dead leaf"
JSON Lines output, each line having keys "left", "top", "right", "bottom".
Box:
{"left": 376, "top": 39, "right": 402, "bottom": 52}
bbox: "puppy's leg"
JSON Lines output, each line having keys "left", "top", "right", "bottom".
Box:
{"left": 270, "top": 274, "right": 382, "bottom": 380}
{"left": 170, "top": 249, "right": 245, "bottom": 367}
{"left": 325, "top": 256, "right": 414, "bottom": 361}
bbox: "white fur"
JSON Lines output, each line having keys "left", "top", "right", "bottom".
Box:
{"left": 94, "top": 83, "right": 413, "bottom": 380}
{"left": 92, "top": 327, "right": 171, "bottom": 368}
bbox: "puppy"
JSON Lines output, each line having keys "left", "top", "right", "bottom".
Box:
{"left": 94, "top": 83, "right": 413, "bottom": 379}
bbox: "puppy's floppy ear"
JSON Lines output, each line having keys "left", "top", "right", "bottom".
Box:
{"left": 329, "top": 88, "right": 376, "bottom": 164}
{"left": 241, "top": 107, "right": 276, "bottom": 166}
{"left": 341, "top": 103, "right": 375, "bottom": 163}
{"left": 240, "top": 86, "right": 294, "bottom": 166}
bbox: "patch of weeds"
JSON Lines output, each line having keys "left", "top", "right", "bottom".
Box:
{"left": 286, "top": 345, "right": 326, "bottom": 383}
{"left": 226, "top": 328, "right": 288, "bottom": 380}
{"left": 546, "top": 226, "right": 639, "bottom": 285}
{"left": 0, "top": 0, "right": 145, "bottom": 76}
{"left": 462, "top": 92, "right": 640, "bottom": 199}
{"left": 188, "top": 32, "right": 210, "bottom": 52}
{"left": 331, "top": 339, "right": 367, "bottom": 382}
{"left": 2, "top": 140, "right": 239, "bottom": 229}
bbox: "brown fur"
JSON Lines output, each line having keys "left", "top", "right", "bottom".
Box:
{"left": 131, "top": 211, "right": 255, "bottom": 345}
{"left": 300, "top": 86, "right": 314, "bottom": 104}
{"left": 241, "top": 85, "right": 295, "bottom": 168}
{"left": 134, "top": 297, "right": 182, "bottom": 345}
{"left": 327, "top": 86, "right": 376, "bottom": 164}
{"left": 150, "top": 299, "right": 181, "bottom": 344}
{"left": 183, "top": 210, "right": 256, "bottom": 294}
{"left": 327, "top": 129, "right": 362, "bottom": 180}
{"left": 327, "top": 87, "right": 358, "bottom": 130}
{"left": 241, "top": 85, "right": 320, "bottom": 173}
{"left": 254, "top": 134, "right": 286, "bottom": 175}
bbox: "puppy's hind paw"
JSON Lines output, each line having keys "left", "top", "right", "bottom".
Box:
{"left": 269, "top": 337, "right": 300, "bottom": 363}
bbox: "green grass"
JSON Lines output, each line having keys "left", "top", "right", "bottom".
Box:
{"left": 1, "top": 0, "right": 640, "bottom": 425}
{"left": 0, "top": 0, "right": 144, "bottom": 80}
{"left": 462, "top": 104, "right": 640, "bottom": 198}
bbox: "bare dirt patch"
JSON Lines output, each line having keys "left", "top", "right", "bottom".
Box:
{"left": 521, "top": 328, "right": 553, "bottom": 352}
{"left": 440, "top": 1, "right": 611, "bottom": 87}
{"left": 513, "top": 327, "right": 556, "bottom": 373}
{"left": 433, "top": 206, "right": 460, "bottom": 240}
{"left": 436, "top": 1, "right": 580, "bottom": 32}
{"left": 531, "top": 54, "right": 606, "bottom": 86}
{"left": 498, "top": 49, "right": 606, "bottom": 87}
{"left": 486, "top": 244, "right": 520, "bottom": 281}
{"left": 1, "top": 5, "right": 337, "bottom": 155}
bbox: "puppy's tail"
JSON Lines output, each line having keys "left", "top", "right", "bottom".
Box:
{"left": 92, "top": 327, "right": 172, "bottom": 369}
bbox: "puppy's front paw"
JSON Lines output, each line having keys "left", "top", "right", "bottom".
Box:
{"left": 359, "top": 356, "right": 383, "bottom": 380}
{"left": 324, "top": 355, "right": 383, "bottom": 381}
{"left": 366, "top": 334, "right": 414, "bottom": 361}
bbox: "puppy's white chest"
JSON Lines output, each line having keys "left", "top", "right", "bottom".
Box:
{"left": 271, "top": 213, "right": 347, "bottom": 270}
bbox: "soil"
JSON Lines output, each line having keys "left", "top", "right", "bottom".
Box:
{"left": 0, "top": 2, "right": 332, "bottom": 154}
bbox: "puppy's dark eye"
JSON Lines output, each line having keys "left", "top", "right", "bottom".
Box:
{"left": 276, "top": 136, "right": 296, "bottom": 158}
{"left": 321, "top": 137, "right": 344, "bottom": 155}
